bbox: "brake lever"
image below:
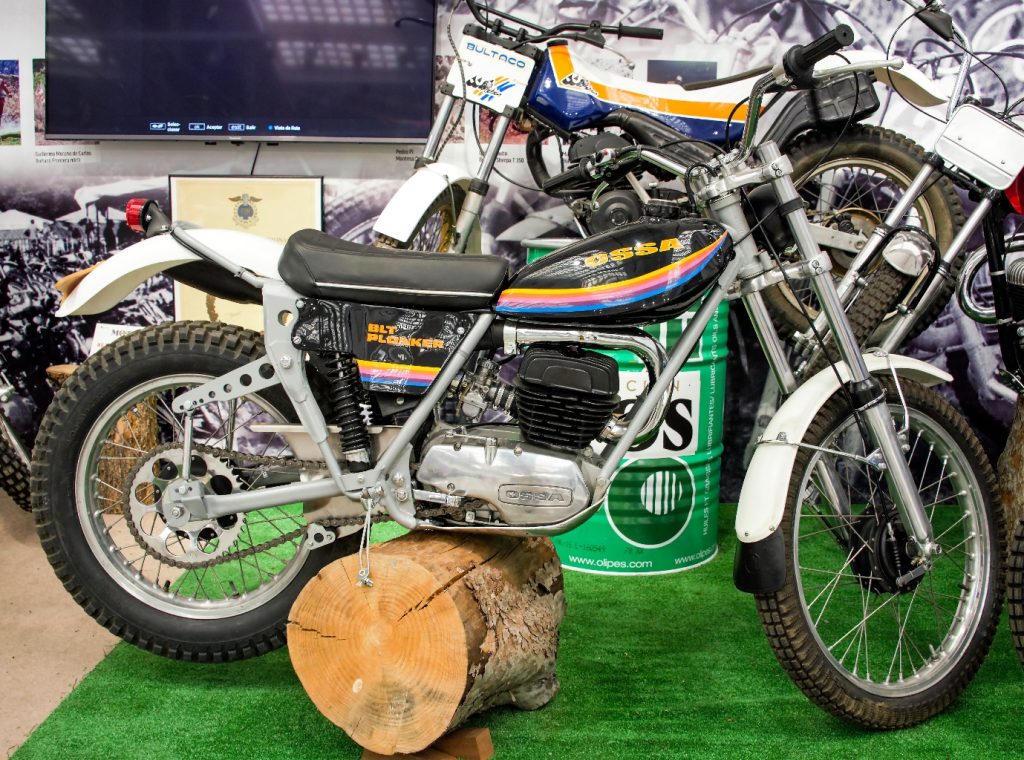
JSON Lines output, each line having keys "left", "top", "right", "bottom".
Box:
{"left": 812, "top": 58, "right": 905, "bottom": 81}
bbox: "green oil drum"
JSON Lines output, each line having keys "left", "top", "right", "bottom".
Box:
{"left": 524, "top": 239, "right": 728, "bottom": 575}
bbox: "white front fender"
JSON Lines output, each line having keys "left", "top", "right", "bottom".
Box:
{"left": 735, "top": 354, "right": 952, "bottom": 544}
{"left": 56, "top": 229, "right": 284, "bottom": 317}
{"left": 372, "top": 162, "right": 472, "bottom": 245}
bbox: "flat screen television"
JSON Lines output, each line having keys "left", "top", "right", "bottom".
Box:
{"left": 45, "top": 0, "right": 437, "bottom": 142}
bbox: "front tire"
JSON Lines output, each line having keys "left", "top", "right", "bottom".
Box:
{"left": 758, "top": 378, "right": 1004, "bottom": 727}
{"left": 1009, "top": 519, "right": 1024, "bottom": 669}
{"left": 31, "top": 322, "right": 356, "bottom": 662}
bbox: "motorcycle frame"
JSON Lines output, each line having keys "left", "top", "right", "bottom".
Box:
{"left": 166, "top": 131, "right": 940, "bottom": 560}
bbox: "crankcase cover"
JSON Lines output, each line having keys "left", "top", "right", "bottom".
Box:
{"left": 495, "top": 218, "right": 731, "bottom": 324}
{"left": 417, "top": 425, "right": 592, "bottom": 526}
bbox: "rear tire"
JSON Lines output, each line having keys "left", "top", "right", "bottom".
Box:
{"left": 0, "top": 428, "right": 30, "bottom": 511}
{"left": 758, "top": 378, "right": 1004, "bottom": 727}
{"left": 765, "top": 126, "right": 965, "bottom": 344}
{"left": 31, "top": 321, "right": 357, "bottom": 662}
{"left": 1009, "top": 519, "right": 1024, "bottom": 669}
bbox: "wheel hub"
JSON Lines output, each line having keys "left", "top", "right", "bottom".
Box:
{"left": 849, "top": 510, "right": 923, "bottom": 594}
{"left": 126, "top": 446, "right": 245, "bottom": 566}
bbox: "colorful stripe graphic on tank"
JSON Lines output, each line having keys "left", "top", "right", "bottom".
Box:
{"left": 496, "top": 233, "right": 727, "bottom": 314}
{"left": 356, "top": 359, "right": 440, "bottom": 388}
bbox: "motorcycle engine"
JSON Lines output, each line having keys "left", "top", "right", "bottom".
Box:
{"left": 565, "top": 132, "right": 688, "bottom": 233}
{"left": 417, "top": 346, "right": 620, "bottom": 526}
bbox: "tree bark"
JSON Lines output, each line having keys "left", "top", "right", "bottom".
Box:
{"left": 998, "top": 394, "right": 1024, "bottom": 544}
{"left": 288, "top": 532, "right": 565, "bottom": 756}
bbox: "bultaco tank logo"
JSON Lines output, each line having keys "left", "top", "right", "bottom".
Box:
{"left": 228, "top": 193, "right": 261, "bottom": 227}
{"left": 465, "top": 74, "right": 516, "bottom": 103}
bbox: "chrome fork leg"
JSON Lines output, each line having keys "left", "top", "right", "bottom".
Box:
{"left": 759, "top": 142, "right": 936, "bottom": 557}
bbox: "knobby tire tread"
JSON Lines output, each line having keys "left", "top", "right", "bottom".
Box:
{"left": 754, "top": 379, "right": 1005, "bottom": 728}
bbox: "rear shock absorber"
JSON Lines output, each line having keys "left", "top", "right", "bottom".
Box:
{"left": 325, "top": 353, "right": 374, "bottom": 472}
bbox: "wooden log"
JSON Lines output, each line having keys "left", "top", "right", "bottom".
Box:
{"left": 288, "top": 533, "right": 565, "bottom": 756}
{"left": 998, "top": 394, "right": 1024, "bottom": 543}
{"left": 360, "top": 727, "right": 494, "bottom": 760}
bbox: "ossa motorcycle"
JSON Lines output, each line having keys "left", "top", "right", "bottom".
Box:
{"left": 38, "top": 29, "right": 1002, "bottom": 729}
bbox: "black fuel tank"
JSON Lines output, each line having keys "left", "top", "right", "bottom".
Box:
{"left": 495, "top": 219, "right": 732, "bottom": 324}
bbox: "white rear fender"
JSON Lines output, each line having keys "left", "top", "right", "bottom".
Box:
{"left": 56, "top": 228, "right": 284, "bottom": 317}
{"left": 735, "top": 354, "right": 952, "bottom": 545}
{"left": 373, "top": 162, "right": 472, "bottom": 245}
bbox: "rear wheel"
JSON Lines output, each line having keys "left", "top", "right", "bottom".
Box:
{"left": 0, "top": 427, "right": 30, "bottom": 511}
{"left": 758, "top": 378, "right": 1004, "bottom": 727}
{"left": 31, "top": 322, "right": 357, "bottom": 662}
{"left": 765, "top": 126, "right": 965, "bottom": 344}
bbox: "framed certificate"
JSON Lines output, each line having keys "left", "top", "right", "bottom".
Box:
{"left": 169, "top": 175, "right": 323, "bottom": 330}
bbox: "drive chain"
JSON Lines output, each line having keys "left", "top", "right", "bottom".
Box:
{"left": 120, "top": 442, "right": 456, "bottom": 571}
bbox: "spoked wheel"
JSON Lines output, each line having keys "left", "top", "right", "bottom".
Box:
{"left": 32, "top": 322, "right": 356, "bottom": 662}
{"left": 758, "top": 378, "right": 1004, "bottom": 727}
{"left": 765, "top": 126, "right": 965, "bottom": 343}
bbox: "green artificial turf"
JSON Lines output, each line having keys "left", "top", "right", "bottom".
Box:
{"left": 15, "top": 509, "right": 1024, "bottom": 760}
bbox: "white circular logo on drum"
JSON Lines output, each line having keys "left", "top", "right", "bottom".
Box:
{"left": 639, "top": 471, "right": 685, "bottom": 516}
{"left": 605, "top": 457, "right": 696, "bottom": 549}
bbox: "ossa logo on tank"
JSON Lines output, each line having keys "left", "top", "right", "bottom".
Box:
{"left": 584, "top": 237, "right": 684, "bottom": 268}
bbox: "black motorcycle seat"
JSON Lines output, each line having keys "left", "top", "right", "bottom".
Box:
{"left": 278, "top": 229, "right": 509, "bottom": 310}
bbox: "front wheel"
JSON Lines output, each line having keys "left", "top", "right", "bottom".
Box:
{"left": 374, "top": 185, "right": 468, "bottom": 253}
{"left": 31, "top": 322, "right": 357, "bottom": 662}
{"left": 758, "top": 378, "right": 1004, "bottom": 727}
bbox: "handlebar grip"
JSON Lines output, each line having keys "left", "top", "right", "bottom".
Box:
{"left": 615, "top": 24, "right": 664, "bottom": 40}
{"left": 541, "top": 162, "right": 593, "bottom": 194}
{"left": 783, "top": 24, "right": 854, "bottom": 85}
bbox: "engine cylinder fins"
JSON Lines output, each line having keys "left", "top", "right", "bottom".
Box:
{"left": 514, "top": 346, "right": 619, "bottom": 452}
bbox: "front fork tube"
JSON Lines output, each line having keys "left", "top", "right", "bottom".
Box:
{"left": 759, "top": 143, "right": 937, "bottom": 557}
{"left": 877, "top": 198, "right": 992, "bottom": 353}
{"left": 453, "top": 112, "right": 512, "bottom": 254}
{"left": 421, "top": 93, "right": 457, "bottom": 162}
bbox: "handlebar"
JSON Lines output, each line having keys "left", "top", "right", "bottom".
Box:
{"left": 617, "top": 25, "right": 664, "bottom": 40}
{"left": 782, "top": 24, "right": 855, "bottom": 86}
{"left": 463, "top": 0, "right": 662, "bottom": 47}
